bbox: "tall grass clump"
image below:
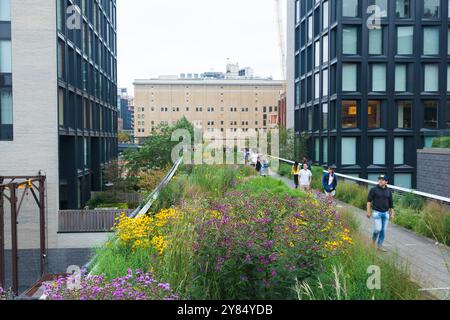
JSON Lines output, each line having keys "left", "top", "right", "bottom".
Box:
{"left": 335, "top": 182, "right": 368, "bottom": 210}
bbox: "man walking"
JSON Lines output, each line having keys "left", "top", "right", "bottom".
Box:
{"left": 299, "top": 163, "right": 313, "bottom": 191}
{"left": 367, "top": 175, "right": 395, "bottom": 252}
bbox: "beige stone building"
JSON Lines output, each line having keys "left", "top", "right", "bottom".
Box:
{"left": 133, "top": 77, "right": 283, "bottom": 141}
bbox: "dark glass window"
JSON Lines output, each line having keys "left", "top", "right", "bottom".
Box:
{"left": 423, "top": 101, "right": 438, "bottom": 128}
{"left": 397, "top": 101, "right": 412, "bottom": 129}
{"left": 368, "top": 100, "right": 381, "bottom": 129}
{"left": 342, "top": 100, "right": 358, "bottom": 129}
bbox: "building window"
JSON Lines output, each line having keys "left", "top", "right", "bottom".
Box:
{"left": 342, "top": 64, "right": 357, "bottom": 92}
{"left": 368, "top": 100, "right": 381, "bottom": 129}
{"left": 395, "top": 64, "right": 407, "bottom": 92}
{"left": 448, "top": 28, "right": 450, "bottom": 55}
{"left": 423, "top": 101, "right": 438, "bottom": 128}
{"left": 314, "top": 40, "right": 320, "bottom": 67}
{"left": 424, "top": 64, "right": 439, "bottom": 92}
{"left": 322, "top": 103, "right": 329, "bottom": 130}
{"left": 322, "top": 69, "right": 329, "bottom": 97}
{"left": 0, "top": 0, "right": 11, "bottom": 21}
{"left": 394, "top": 137, "right": 405, "bottom": 165}
{"left": 343, "top": 26, "right": 358, "bottom": 55}
{"left": 343, "top": 0, "right": 359, "bottom": 17}
{"left": 397, "top": 101, "right": 412, "bottom": 129}
{"left": 373, "top": 0, "right": 388, "bottom": 17}
{"left": 58, "top": 88, "right": 65, "bottom": 126}
{"left": 315, "top": 138, "right": 320, "bottom": 162}
{"left": 342, "top": 100, "right": 358, "bottom": 129}
{"left": 394, "top": 174, "right": 412, "bottom": 189}
{"left": 396, "top": 0, "right": 410, "bottom": 18}
{"left": 322, "top": 34, "right": 329, "bottom": 63}
{"left": 314, "top": 73, "right": 320, "bottom": 99}
{"left": 323, "top": 137, "right": 328, "bottom": 163}
{"left": 423, "top": 27, "right": 439, "bottom": 55}
{"left": 323, "top": 1, "right": 329, "bottom": 30}
{"left": 447, "top": 101, "right": 450, "bottom": 128}
{"left": 308, "top": 108, "right": 313, "bottom": 130}
{"left": 308, "top": 15, "right": 313, "bottom": 42}
{"left": 373, "top": 138, "right": 386, "bottom": 165}
{"left": 372, "top": 64, "right": 386, "bottom": 92}
{"left": 447, "top": 65, "right": 450, "bottom": 92}
{"left": 423, "top": 0, "right": 440, "bottom": 18}
{"left": 57, "top": 41, "right": 65, "bottom": 79}
{"left": 0, "top": 89, "right": 12, "bottom": 125}
{"left": 397, "top": 26, "right": 413, "bottom": 55}
{"left": 369, "top": 28, "right": 383, "bottom": 55}
{"left": 342, "top": 137, "right": 357, "bottom": 165}
{"left": 295, "top": 0, "right": 300, "bottom": 24}
{"left": 0, "top": 40, "right": 11, "bottom": 73}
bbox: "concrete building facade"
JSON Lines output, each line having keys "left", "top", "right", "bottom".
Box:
{"left": 134, "top": 72, "right": 283, "bottom": 142}
{"left": 0, "top": 0, "right": 117, "bottom": 292}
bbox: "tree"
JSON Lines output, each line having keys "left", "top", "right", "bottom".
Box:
{"left": 118, "top": 132, "right": 131, "bottom": 143}
{"left": 124, "top": 117, "right": 194, "bottom": 173}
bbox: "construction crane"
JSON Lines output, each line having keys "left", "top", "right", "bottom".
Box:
{"left": 274, "top": 0, "right": 287, "bottom": 93}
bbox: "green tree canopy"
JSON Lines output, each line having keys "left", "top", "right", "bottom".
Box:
{"left": 124, "top": 117, "right": 194, "bottom": 172}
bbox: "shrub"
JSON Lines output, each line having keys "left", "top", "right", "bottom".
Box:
{"left": 295, "top": 234, "right": 422, "bottom": 300}
{"left": 43, "top": 270, "right": 179, "bottom": 300}
{"left": 191, "top": 192, "right": 352, "bottom": 300}
{"left": 86, "top": 193, "right": 122, "bottom": 209}
{"left": 234, "top": 177, "right": 305, "bottom": 198}
{"left": 431, "top": 136, "right": 450, "bottom": 148}
{"left": 335, "top": 182, "right": 367, "bottom": 210}
{"left": 396, "top": 193, "right": 425, "bottom": 211}
{"left": 278, "top": 163, "right": 292, "bottom": 177}
{"left": 416, "top": 201, "right": 450, "bottom": 245}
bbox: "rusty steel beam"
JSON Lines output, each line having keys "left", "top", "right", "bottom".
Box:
{"left": 10, "top": 184, "right": 18, "bottom": 295}
{"left": 0, "top": 185, "right": 5, "bottom": 290}
{"left": 38, "top": 177, "right": 46, "bottom": 276}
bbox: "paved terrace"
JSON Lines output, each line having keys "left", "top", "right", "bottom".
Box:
{"left": 269, "top": 170, "right": 450, "bottom": 300}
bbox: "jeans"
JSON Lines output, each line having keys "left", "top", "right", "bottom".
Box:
{"left": 372, "top": 210, "right": 390, "bottom": 247}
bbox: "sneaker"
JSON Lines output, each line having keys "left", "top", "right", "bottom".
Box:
{"left": 377, "top": 246, "right": 388, "bottom": 252}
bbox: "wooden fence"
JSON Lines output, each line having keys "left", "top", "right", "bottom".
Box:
{"left": 58, "top": 209, "right": 133, "bottom": 233}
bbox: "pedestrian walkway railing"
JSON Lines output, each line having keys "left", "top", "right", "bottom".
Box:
{"left": 128, "top": 157, "right": 183, "bottom": 218}
{"left": 267, "top": 155, "right": 450, "bottom": 204}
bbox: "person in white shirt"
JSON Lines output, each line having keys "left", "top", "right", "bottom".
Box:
{"left": 299, "top": 163, "right": 313, "bottom": 191}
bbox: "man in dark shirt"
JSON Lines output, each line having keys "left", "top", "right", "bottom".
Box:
{"left": 367, "top": 175, "right": 395, "bottom": 252}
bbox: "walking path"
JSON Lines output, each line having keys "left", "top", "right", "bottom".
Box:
{"left": 269, "top": 170, "right": 450, "bottom": 300}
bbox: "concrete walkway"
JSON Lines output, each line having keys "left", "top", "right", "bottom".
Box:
{"left": 269, "top": 170, "right": 450, "bottom": 300}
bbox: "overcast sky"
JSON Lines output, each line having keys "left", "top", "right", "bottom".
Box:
{"left": 117, "top": 0, "right": 286, "bottom": 92}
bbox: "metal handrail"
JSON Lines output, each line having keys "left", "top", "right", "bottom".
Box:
{"left": 267, "top": 155, "right": 450, "bottom": 204}
{"left": 129, "top": 157, "right": 183, "bottom": 218}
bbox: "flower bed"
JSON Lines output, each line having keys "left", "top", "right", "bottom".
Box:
{"left": 43, "top": 269, "right": 179, "bottom": 300}
{"left": 191, "top": 191, "right": 351, "bottom": 299}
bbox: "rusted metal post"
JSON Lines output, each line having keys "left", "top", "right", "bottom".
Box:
{"left": 0, "top": 185, "right": 5, "bottom": 289}
{"left": 10, "top": 184, "right": 18, "bottom": 295}
{"left": 39, "top": 177, "right": 46, "bottom": 276}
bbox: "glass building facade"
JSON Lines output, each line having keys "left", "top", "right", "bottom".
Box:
{"left": 293, "top": 0, "right": 450, "bottom": 188}
{"left": 57, "top": 0, "right": 118, "bottom": 209}
{"left": 0, "top": 0, "right": 12, "bottom": 140}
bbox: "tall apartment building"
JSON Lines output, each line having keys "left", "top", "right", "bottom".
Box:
{"left": 290, "top": 0, "right": 450, "bottom": 188}
{"left": 118, "top": 88, "right": 134, "bottom": 132}
{"left": 0, "top": 0, "right": 117, "bottom": 289}
{"left": 134, "top": 66, "right": 283, "bottom": 142}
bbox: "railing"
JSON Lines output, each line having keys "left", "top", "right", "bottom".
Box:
{"left": 268, "top": 155, "right": 450, "bottom": 204}
{"left": 129, "top": 157, "right": 183, "bottom": 218}
{"left": 58, "top": 209, "right": 133, "bottom": 233}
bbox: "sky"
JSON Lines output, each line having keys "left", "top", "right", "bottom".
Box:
{"left": 117, "top": 0, "right": 287, "bottom": 92}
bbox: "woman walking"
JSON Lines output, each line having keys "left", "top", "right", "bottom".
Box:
{"left": 291, "top": 162, "right": 301, "bottom": 189}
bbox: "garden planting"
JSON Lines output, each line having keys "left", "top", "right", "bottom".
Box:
{"left": 42, "top": 164, "right": 422, "bottom": 300}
